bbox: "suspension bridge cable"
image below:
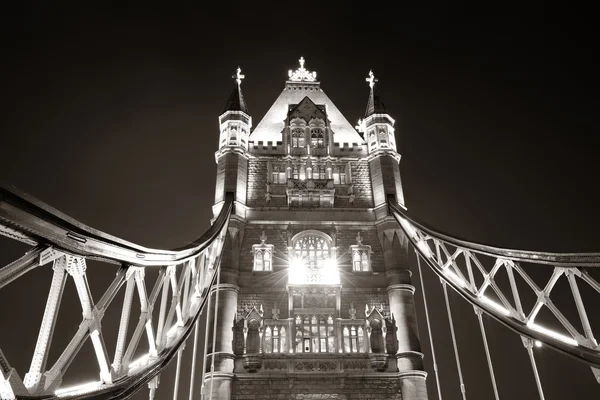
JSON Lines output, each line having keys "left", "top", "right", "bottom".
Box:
{"left": 416, "top": 254, "right": 443, "bottom": 400}
{"left": 474, "top": 307, "right": 500, "bottom": 400}
{"left": 189, "top": 319, "right": 200, "bottom": 400}
{"left": 442, "top": 280, "right": 467, "bottom": 400}
{"left": 199, "top": 273, "right": 213, "bottom": 400}
{"left": 173, "top": 349, "right": 183, "bottom": 400}
{"left": 209, "top": 265, "right": 222, "bottom": 399}
{"left": 524, "top": 338, "right": 546, "bottom": 400}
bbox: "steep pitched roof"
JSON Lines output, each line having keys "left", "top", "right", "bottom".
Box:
{"left": 364, "top": 86, "right": 387, "bottom": 118}
{"left": 250, "top": 84, "right": 364, "bottom": 144}
{"left": 223, "top": 83, "right": 248, "bottom": 114}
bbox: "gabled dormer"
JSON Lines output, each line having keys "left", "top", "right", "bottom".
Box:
{"left": 285, "top": 96, "right": 330, "bottom": 157}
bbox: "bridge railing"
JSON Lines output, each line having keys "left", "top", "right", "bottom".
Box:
{"left": 0, "top": 185, "right": 233, "bottom": 400}
{"left": 389, "top": 198, "right": 600, "bottom": 400}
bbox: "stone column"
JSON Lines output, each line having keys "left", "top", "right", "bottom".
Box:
{"left": 382, "top": 229, "right": 428, "bottom": 399}
{"left": 204, "top": 281, "right": 239, "bottom": 400}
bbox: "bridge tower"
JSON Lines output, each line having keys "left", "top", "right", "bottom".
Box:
{"left": 207, "top": 59, "right": 428, "bottom": 399}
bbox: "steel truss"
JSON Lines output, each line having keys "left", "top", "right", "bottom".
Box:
{"left": 0, "top": 186, "right": 233, "bottom": 399}
{"left": 389, "top": 198, "right": 600, "bottom": 390}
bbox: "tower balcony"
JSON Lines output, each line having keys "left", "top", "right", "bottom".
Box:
{"left": 286, "top": 179, "right": 335, "bottom": 208}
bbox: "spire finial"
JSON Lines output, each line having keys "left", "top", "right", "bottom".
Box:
{"left": 260, "top": 231, "right": 267, "bottom": 244}
{"left": 233, "top": 67, "right": 245, "bottom": 86}
{"left": 288, "top": 57, "right": 317, "bottom": 82}
{"left": 366, "top": 70, "right": 378, "bottom": 89}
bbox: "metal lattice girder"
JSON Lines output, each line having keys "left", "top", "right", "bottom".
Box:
{"left": 389, "top": 198, "right": 600, "bottom": 374}
{"left": 0, "top": 185, "right": 233, "bottom": 399}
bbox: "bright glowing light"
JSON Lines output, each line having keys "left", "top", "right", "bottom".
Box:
{"left": 444, "top": 269, "right": 466, "bottom": 288}
{"left": 480, "top": 296, "right": 511, "bottom": 317}
{"left": 290, "top": 258, "right": 304, "bottom": 270}
{"left": 527, "top": 322, "right": 578, "bottom": 347}
{"left": 417, "top": 240, "right": 432, "bottom": 258}
{"left": 535, "top": 340, "right": 543, "bottom": 348}
{"left": 320, "top": 259, "right": 340, "bottom": 284}
{"left": 324, "top": 258, "right": 337, "bottom": 269}
{"left": 56, "top": 381, "right": 103, "bottom": 397}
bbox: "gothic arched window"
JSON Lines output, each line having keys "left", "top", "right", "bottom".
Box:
{"left": 289, "top": 230, "right": 338, "bottom": 284}
{"left": 310, "top": 128, "right": 324, "bottom": 148}
{"left": 291, "top": 128, "right": 305, "bottom": 148}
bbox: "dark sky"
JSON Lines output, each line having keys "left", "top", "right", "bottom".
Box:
{"left": 1, "top": 2, "right": 599, "bottom": 399}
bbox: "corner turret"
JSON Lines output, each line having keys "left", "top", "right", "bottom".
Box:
{"left": 357, "top": 70, "right": 397, "bottom": 154}
{"left": 214, "top": 67, "right": 251, "bottom": 215}
{"left": 217, "top": 67, "right": 252, "bottom": 153}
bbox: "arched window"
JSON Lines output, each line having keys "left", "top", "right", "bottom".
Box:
{"left": 252, "top": 232, "right": 274, "bottom": 272}
{"left": 289, "top": 230, "right": 338, "bottom": 284}
{"left": 292, "top": 128, "right": 305, "bottom": 148}
{"left": 254, "top": 249, "right": 272, "bottom": 271}
{"left": 264, "top": 326, "right": 272, "bottom": 353}
{"left": 310, "top": 128, "right": 324, "bottom": 148}
{"left": 343, "top": 325, "right": 365, "bottom": 353}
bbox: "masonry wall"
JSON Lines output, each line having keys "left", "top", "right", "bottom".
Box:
{"left": 238, "top": 226, "right": 386, "bottom": 276}
{"left": 246, "top": 159, "right": 374, "bottom": 209}
{"left": 232, "top": 377, "right": 403, "bottom": 399}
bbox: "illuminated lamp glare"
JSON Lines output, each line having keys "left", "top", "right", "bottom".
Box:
{"left": 526, "top": 322, "right": 578, "bottom": 347}
{"left": 56, "top": 381, "right": 102, "bottom": 397}
{"left": 480, "top": 296, "right": 511, "bottom": 317}
{"left": 320, "top": 259, "right": 340, "bottom": 284}
{"left": 535, "top": 340, "right": 543, "bottom": 348}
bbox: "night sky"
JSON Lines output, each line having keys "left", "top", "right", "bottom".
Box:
{"left": 1, "top": 2, "right": 599, "bottom": 399}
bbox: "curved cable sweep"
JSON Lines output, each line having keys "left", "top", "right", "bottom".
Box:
{"left": 0, "top": 185, "right": 234, "bottom": 399}
{"left": 388, "top": 197, "right": 600, "bottom": 376}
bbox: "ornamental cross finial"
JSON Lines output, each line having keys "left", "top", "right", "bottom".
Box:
{"left": 288, "top": 56, "right": 317, "bottom": 82}
{"left": 233, "top": 67, "right": 245, "bottom": 86}
{"left": 260, "top": 231, "right": 267, "bottom": 244}
{"left": 366, "top": 70, "right": 378, "bottom": 89}
{"left": 356, "top": 232, "right": 363, "bottom": 245}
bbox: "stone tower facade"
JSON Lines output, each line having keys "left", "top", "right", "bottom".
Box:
{"left": 205, "top": 59, "right": 428, "bottom": 400}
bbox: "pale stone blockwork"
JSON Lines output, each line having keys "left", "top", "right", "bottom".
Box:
{"left": 208, "top": 61, "right": 427, "bottom": 399}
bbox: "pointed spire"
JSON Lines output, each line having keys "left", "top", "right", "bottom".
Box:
{"left": 364, "top": 70, "right": 387, "bottom": 118}
{"left": 223, "top": 67, "right": 248, "bottom": 114}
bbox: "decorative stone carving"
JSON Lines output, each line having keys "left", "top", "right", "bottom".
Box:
{"left": 344, "top": 360, "right": 368, "bottom": 370}
{"left": 349, "top": 302, "right": 357, "bottom": 320}
{"left": 242, "top": 354, "right": 263, "bottom": 372}
{"left": 368, "top": 353, "right": 389, "bottom": 372}
{"left": 263, "top": 360, "right": 287, "bottom": 370}
{"left": 294, "top": 361, "right": 337, "bottom": 372}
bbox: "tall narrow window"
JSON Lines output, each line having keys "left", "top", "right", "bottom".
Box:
{"left": 310, "top": 128, "right": 324, "bottom": 148}
{"left": 272, "top": 326, "right": 279, "bottom": 353}
{"left": 253, "top": 232, "right": 274, "bottom": 272}
{"left": 318, "top": 165, "right": 326, "bottom": 179}
{"left": 343, "top": 325, "right": 362, "bottom": 353}
{"left": 292, "top": 128, "right": 305, "bottom": 148}
{"left": 350, "top": 232, "right": 372, "bottom": 272}
{"left": 293, "top": 166, "right": 299, "bottom": 179}
{"left": 264, "top": 327, "right": 272, "bottom": 353}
